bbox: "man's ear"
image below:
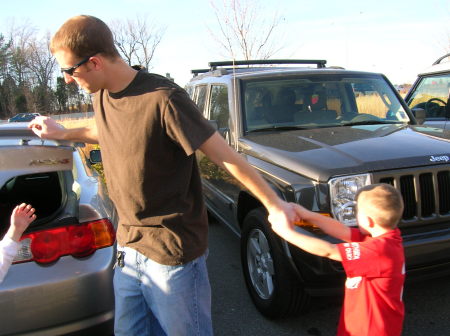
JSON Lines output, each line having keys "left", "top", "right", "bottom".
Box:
{"left": 89, "top": 55, "right": 102, "bottom": 70}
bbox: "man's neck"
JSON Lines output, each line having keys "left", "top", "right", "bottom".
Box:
{"left": 104, "top": 59, "right": 138, "bottom": 93}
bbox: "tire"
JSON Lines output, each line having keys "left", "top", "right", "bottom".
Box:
{"left": 240, "top": 207, "right": 310, "bottom": 318}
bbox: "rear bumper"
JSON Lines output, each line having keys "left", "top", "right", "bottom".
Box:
{"left": 0, "top": 247, "right": 115, "bottom": 336}
{"left": 12, "top": 310, "right": 114, "bottom": 336}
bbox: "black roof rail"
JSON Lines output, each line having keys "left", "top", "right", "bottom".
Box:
{"left": 432, "top": 53, "right": 450, "bottom": 65}
{"left": 208, "top": 59, "right": 327, "bottom": 70}
{"left": 191, "top": 69, "right": 210, "bottom": 76}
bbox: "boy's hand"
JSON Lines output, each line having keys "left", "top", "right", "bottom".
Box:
{"left": 28, "top": 116, "right": 66, "bottom": 139}
{"left": 292, "top": 203, "right": 315, "bottom": 222}
{"left": 6, "top": 204, "right": 36, "bottom": 242}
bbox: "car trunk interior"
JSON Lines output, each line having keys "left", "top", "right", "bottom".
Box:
{"left": 0, "top": 171, "right": 65, "bottom": 239}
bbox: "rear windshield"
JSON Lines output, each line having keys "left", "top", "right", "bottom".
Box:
{"left": 241, "top": 74, "right": 410, "bottom": 132}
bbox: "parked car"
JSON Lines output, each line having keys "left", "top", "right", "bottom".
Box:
{"left": 0, "top": 122, "right": 117, "bottom": 335}
{"left": 405, "top": 53, "right": 450, "bottom": 129}
{"left": 8, "top": 113, "right": 41, "bottom": 122}
{"left": 186, "top": 59, "right": 450, "bottom": 318}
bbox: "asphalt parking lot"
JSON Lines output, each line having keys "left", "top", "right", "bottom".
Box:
{"left": 207, "top": 218, "right": 450, "bottom": 336}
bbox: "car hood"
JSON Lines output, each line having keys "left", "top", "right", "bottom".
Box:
{"left": 240, "top": 124, "right": 450, "bottom": 181}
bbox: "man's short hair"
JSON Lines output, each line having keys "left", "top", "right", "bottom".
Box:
{"left": 50, "top": 15, "right": 120, "bottom": 59}
{"left": 355, "top": 183, "right": 404, "bottom": 229}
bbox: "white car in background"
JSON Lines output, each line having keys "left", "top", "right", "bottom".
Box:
{"left": 405, "top": 53, "right": 450, "bottom": 129}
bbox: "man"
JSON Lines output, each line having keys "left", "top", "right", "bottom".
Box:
{"left": 29, "top": 15, "right": 298, "bottom": 336}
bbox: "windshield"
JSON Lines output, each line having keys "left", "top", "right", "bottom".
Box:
{"left": 406, "top": 74, "right": 450, "bottom": 119}
{"left": 242, "top": 74, "right": 410, "bottom": 132}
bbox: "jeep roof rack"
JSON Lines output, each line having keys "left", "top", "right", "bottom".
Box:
{"left": 191, "top": 69, "right": 210, "bottom": 76}
{"left": 432, "top": 53, "right": 450, "bottom": 65}
{"left": 208, "top": 59, "right": 327, "bottom": 70}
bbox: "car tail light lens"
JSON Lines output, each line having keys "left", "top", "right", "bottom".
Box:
{"left": 13, "top": 219, "right": 115, "bottom": 264}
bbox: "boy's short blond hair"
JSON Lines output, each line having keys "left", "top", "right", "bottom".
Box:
{"left": 50, "top": 15, "right": 120, "bottom": 59}
{"left": 356, "top": 184, "right": 404, "bottom": 229}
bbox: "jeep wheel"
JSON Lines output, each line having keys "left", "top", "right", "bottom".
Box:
{"left": 240, "top": 208, "right": 309, "bottom": 318}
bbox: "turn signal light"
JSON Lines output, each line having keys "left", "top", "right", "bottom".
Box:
{"left": 13, "top": 219, "right": 115, "bottom": 264}
{"left": 294, "top": 213, "right": 331, "bottom": 232}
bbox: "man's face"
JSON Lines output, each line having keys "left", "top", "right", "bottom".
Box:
{"left": 54, "top": 48, "right": 101, "bottom": 94}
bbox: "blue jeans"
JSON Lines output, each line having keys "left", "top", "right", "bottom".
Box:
{"left": 113, "top": 246, "right": 213, "bottom": 336}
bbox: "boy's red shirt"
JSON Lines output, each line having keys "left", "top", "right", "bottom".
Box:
{"left": 336, "top": 228, "right": 405, "bottom": 336}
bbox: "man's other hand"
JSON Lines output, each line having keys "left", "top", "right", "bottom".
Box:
{"left": 28, "top": 116, "right": 66, "bottom": 139}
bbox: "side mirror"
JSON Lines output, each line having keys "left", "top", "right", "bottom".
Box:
{"left": 89, "top": 149, "right": 102, "bottom": 164}
{"left": 412, "top": 107, "right": 425, "bottom": 125}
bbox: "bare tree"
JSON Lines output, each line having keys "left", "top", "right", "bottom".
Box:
{"left": 0, "top": 34, "right": 11, "bottom": 80}
{"left": 111, "top": 15, "right": 166, "bottom": 69}
{"left": 6, "top": 19, "right": 36, "bottom": 85}
{"left": 208, "top": 0, "right": 285, "bottom": 60}
{"left": 28, "top": 33, "right": 56, "bottom": 88}
{"left": 27, "top": 33, "right": 57, "bottom": 112}
{"left": 1, "top": 20, "right": 60, "bottom": 115}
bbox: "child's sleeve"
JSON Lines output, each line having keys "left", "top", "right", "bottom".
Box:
{"left": 337, "top": 229, "right": 381, "bottom": 277}
{"left": 0, "top": 237, "right": 20, "bottom": 284}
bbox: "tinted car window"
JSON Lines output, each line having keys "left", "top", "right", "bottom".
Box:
{"left": 242, "top": 75, "right": 409, "bottom": 132}
{"left": 407, "top": 74, "right": 450, "bottom": 118}
{"left": 209, "top": 85, "right": 229, "bottom": 131}
{"left": 194, "top": 85, "right": 208, "bottom": 115}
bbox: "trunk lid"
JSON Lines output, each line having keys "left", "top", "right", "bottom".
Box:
{"left": 0, "top": 123, "right": 80, "bottom": 237}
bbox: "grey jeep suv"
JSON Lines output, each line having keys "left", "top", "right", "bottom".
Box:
{"left": 186, "top": 59, "right": 450, "bottom": 318}
{"left": 0, "top": 122, "right": 117, "bottom": 335}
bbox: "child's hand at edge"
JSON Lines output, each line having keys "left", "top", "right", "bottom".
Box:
{"left": 6, "top": 204, "right": 36, "bottom": 242}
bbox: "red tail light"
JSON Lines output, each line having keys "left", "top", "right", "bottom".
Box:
{"left": 14, "top": 219, "right": 115, "bottom": 264}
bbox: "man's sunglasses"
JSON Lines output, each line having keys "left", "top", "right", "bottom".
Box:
{"left": 60, "top": 54, "right": 96, "bottom": 76}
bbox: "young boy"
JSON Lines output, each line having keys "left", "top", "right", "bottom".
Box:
{"left": 0, "top": 204, "right": 36, "bottom": 284}
{"left": 270, "top": 183, "right": 405, "bottom": 336}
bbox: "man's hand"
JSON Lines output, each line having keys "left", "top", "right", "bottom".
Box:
{"left": 28, "top": 116, "right": 66, "bottom": 140}
{"left": 267, "top": 201, "right": 299, "bottom": 236}
{"left": 269, "top": 202, "right": 343, "bottom": 261}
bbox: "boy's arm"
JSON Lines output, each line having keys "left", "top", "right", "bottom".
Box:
{"left": 0, "top": 204, "right": 36, "bottom": 284}
{"left": 199, "top": 132, "right": 299, "bottom": 225}
{"left": 271, "top": 221, "right": 342, "bottom": 261}
{"left": 293, "top": 204, "right": 352, "bottom": 242}
{"left": 28, "top": 116, "right": 99, "bottom": 144}
{"left": 0, "top": 236, "right": 20, "bottom": 283}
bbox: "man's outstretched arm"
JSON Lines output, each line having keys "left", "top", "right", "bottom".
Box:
{"left": 199, "top": 132, "right": 299, "bottom": 226}
{"left": 29, "top": 116, "right": 99, "bottom": 144}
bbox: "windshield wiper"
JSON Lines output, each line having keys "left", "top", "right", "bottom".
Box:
{"left": 248, "top": 125, "right": 310, "bottom": 132}
{"left": 340, "top": 120, "right": 405, "bottom": 127}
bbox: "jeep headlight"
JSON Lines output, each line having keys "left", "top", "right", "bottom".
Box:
{"left": 329, "top": 174, "right": 372, "bottom": 226}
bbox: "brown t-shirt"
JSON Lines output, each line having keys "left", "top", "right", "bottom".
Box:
{"left": 93, "top": 70, "right": 215, "bottom": 265}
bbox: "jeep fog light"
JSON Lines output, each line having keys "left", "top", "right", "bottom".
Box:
{"left": 329, "top": 174, "right": 371, "bottom": 226}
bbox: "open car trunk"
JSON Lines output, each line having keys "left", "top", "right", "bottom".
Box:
{"left": 0, "top": 124, "right": 79, "bottom": 238}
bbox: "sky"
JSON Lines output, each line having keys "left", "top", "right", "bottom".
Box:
{"left": 0, "top": 0, "right": 449, "bottom": 87}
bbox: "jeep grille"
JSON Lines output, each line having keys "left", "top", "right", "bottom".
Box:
{"left": 374, "top": 167, "right": 450, "bottom": 221}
